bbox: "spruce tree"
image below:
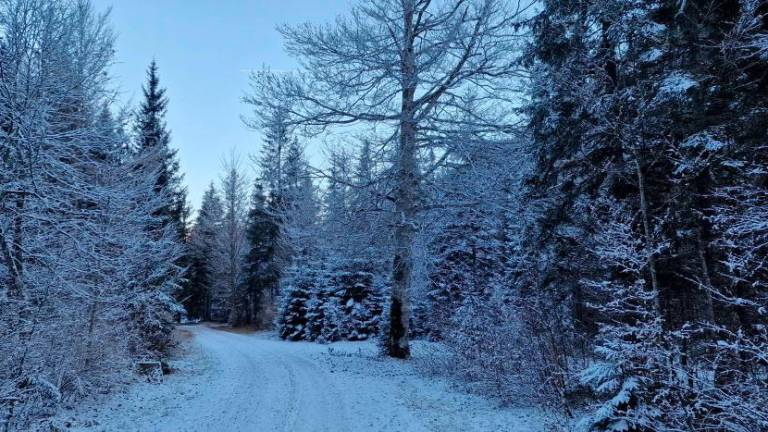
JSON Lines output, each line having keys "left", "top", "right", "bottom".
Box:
{"left": 185, "top": 184, "right": 224, "bottom": 320}
{"left": 258, "top": 107, "right": 291, "bottom": 195}
{"left": 241, "top": 184, "right": 281, "bottom": 328}
{"left": 427, "top": 204, "right": 501, "bottom": 337}
{"left": 281, "top": 138, "right": 319, "bottom": 260}
{"left": 135, "top": 60, "right": 189, "bottom": 239}
{"left": 523, "top": 1, "right": 768, "bottom": 428}
{"left": 277, "top": 266, "right": 316, "bottom": 341}
{"left": 333, "top": 260, "right": 382, "bottom": 341}
{"left": 134, "top": 61, "right": 191, "bottom": 325}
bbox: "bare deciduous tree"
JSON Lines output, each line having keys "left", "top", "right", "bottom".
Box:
{"left": 246, "top": 0, "right": 529, "bottom": 357}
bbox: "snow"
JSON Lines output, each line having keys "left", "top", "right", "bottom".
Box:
{"left": 681, "top": 132, "right": 727, "bottom": 151}
{"left": 65, "top": 325, "right": 544, "bottom": 432}
{"left": 658, "top": 73, "right": 698, "bottom": 95}
{"left": 639, "top": 48, "right": 662, "bottom": 63}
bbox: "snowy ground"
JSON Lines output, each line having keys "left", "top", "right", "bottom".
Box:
{"left": 65, "top": 324, "right": 544, "bottom": 432}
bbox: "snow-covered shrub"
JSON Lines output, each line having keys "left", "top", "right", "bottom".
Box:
{"left": 277, "top": 260, "right": 385, "bottom": 342}
{"left": 304, "top": 289, "right": 327, "bottom": 342}
{"left": 434, "top": 291, "right": 586, "bottom": 424}
{"left": 128, "top": 291, "right": 183, "bottom": 358}
{"left": 277, "top": 266, "right": 317, "bottom": 341}
{"left": 330, "top": 262, "right": 383, "bottom": 341}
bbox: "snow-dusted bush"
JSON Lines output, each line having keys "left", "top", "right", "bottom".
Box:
{"left": 277, "top": 266, "right": 317, "bottom": 341}
{"left": 277, "top": 260, "right": 384, "bottom": 342}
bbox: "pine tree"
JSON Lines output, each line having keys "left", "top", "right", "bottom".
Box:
{"left": 320, "top": 296, "right": 344, "bottom": 342}
{"left": 185, "top": 184, "right": 224, "bottom": 320}
{"left": 334, "top": 260, "right": 383, "bottom": 341}
{"left": 133, "top": 61, "right": 191, "bottom": 326}
{"left": 304, "top": 285, "right": 328, "bottom": 342}
{"left": 522, "top": 1, "right": 768, "bottom": 428}
{"left": 134, "top": 60, "right": 189, "bottom": 239}
{"left": 241, "top": 184, "right": 281, "bottom": 328}
{"left": 427, "top": 204, "right": 501, "bottom": 337}
{"left": 218, "top": 156, "right": 249, "bottom": 326}
{"left": 258, "top": 107, "right": 291, "bottom": 195}
{"left": 277, "top": 266, "right": 317, "bottom": 341}
{"left": 281, "top": 138, "right": 319, "bottom": 261}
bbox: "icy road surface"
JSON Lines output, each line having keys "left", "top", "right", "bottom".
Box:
{"left": 71, "top": 325, "right": 543, "bottom": 432}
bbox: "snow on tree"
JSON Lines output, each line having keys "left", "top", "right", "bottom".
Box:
{"left": 426, "top": 202, "right": 503, "bottom": 336}
{"left": 277, "top": 265, "right": 319, "bottom": 341}
{"left": 241, "top": 184, "right": 282, "bottom": 328}
{"left": 246, "top": 0, "right": 529, "bottom": 358}
{"left": 329, "top": 260, "right": 383, "bottom": 342}
{"left": 217, "top": 154, "right": 249, "bottom": 325}
{"left": 521, "top": 0, "right": 768, "bottom": 427}
{"left": 276, "top": 258, "right": 385, "bottom": 343}
{"left": 0, "top": 1, "right": 184, "bottom": 428}
{"left": 185, "top": 184, "right": 224, "bottom": 320}
{"left": 134, "top": 60, "right": 189, "bottom": 241}
{"left": 578, "top": 198, "right": 670, "bottom": 432}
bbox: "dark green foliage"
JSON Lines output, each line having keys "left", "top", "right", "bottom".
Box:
{"left": 240, "top": 185, "right": 281, "bottom": 327}
{"left": 135, "top": 60, "right": 189, "bottom": 239}
{"left": 184, "top": 185, "right": 223, "bottom": 320}
{"left": 183, "top": 252, "right": 209, "bottom": 320}
{"left": 277, "top": 260, "right": 384, "bottom": 342}
{"left": 134, "top": 61, "right": 191, "bottom": 323}
{"left": 427, "top": 206, "right": 502, "bottom": 337}
{"left": 523, "top": 0, "right": 768, "bottom": 428}
{"left": 277, "top": 267, "right": 317, "bottom": 341}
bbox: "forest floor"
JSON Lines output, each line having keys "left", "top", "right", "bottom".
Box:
{"left": 65, "top": 324, "right": 545, "bottom": 432}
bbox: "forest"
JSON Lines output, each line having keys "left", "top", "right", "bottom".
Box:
{"left": 1, "top": 0, "right": 767, "bottom": 431}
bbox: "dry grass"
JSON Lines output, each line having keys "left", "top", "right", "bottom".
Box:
{"left": 175, "top": 327, "right": 195, "bottom": 341}
{"left": 204, "top": 322, "right": 261, "bottom": 335}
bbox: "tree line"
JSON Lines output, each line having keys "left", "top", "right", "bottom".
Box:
{"left": 1, "top": 0, "right": 766, "bottom": 431}
{"left": 234, "top": 0, "right": 766, "bottom": 430}
{"left": 0, "top": 1, "right": 187, "bottom": 430}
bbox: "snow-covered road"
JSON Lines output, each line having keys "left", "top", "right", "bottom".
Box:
{"left": 70, "top": 325, "right": 542, "bottom": 432}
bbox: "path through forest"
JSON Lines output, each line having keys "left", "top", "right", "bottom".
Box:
{"left": 70, "top": 325, "right": 543, "bottom": 432}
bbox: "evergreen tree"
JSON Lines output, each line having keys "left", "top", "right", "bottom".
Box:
{"left": 241, "top": 184, "right": 281, "bottom": 328}
{"left": 281, "top": 138, "right": 319, "bottom": 261}
{"left": 219, "top": 156, "right": 249, "bottom": 325}
{"left": 333, "top": 261, "right": 383, "bottom": 341}
{"left": 319, "top": 296, "right": 344, "bottom": 342}
{"left": 323, "top": 149, "right": 352, "bottom": 255}
{"left": 133, "top": 61, "right": 191, "bottom": 324}
{"left": 134, "top": 60, "right": 189, "bottom": 239}
{"left": 304, "top": 285, "right": 328, "bottom": 342}
{"left": 277, "top": 266, "right": 317, "bottom": 341}
{"left": 523, "top": 0, "right": 768, "bottom": 428}
{"left": 258, "top": 107, "right": 291, "bottom": 195}
{"left": 427, "top": 204, "right": 501, "bottom": 337}
{"left": 184, "top": 184, "right": 224, "bottom": 320}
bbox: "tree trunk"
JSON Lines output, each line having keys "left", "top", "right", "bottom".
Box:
{"left": 0, "top": 224, "right": 23, "bottom": 297}
{"left": 387, "top": 2, "right": 417, "bottom": 359}
{"left": 695, "top": 228, "right": 715, "bottom": 323}
{"left": 634, "top": 155, "right": 661, "bottom": 314}
{"left": 0, "top": 195, "right": 25, "bottom": 298}
{"left": 84, "top": 301, "right": 99, "bottom": 368}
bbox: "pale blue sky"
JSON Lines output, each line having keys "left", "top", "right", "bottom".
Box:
{"left": 92, "top": 0, "right": 351, "bottom": 211}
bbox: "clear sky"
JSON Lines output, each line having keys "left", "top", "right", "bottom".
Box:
{"left": 91, "top": 0, "right": 351, "bottom": 212}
